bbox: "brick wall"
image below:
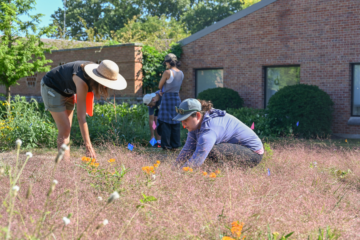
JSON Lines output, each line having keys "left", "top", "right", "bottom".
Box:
{"left": 180, "top": 0, "right": 360, "bottom": 135}
{"left": 0, "top": 43, "right": 143, "bottom": 99}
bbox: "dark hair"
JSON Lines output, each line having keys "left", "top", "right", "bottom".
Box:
{"left": 190, "top": 100, "right": 213, "bottom": 118}
{"left": 81, "top": 62, "right": 109, "bottom": 99}
{"left": 165, "top": 60, "right": 181, "bottom": 68}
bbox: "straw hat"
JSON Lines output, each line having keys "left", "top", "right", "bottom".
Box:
{"left": 84, "top": 60, "right": 127, "bottom": 90}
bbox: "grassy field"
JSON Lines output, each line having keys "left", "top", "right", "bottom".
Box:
{"left": 0, "top": 139, "right": 359, "bottom": 239}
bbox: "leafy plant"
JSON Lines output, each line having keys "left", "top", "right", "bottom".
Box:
{"left": 266, "top": 84, "right": 334, "bottom": 138}
{"left": 141, "top": 43, "right": 182, "bottom": 93}
{"left": 198, "top": 87, "right": 244, "bottom": 110}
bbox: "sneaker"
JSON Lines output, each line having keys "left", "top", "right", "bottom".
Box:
{"left": 152, "top": 143, "right": 161, "bottom": 148}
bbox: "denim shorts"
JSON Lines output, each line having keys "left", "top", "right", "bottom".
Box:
{"left": 40, "top": 79, "right": 75, "bottom": 112}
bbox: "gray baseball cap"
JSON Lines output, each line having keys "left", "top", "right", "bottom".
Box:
{"left": 173, "top": 98, "right": 201, "bottom": 121}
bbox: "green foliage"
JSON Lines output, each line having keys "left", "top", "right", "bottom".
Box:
{"left": 141, "top": 43, "right": 182, "bottom": 93}
{"left": 50, "top": 0, "right": 140, "bottom": 40}
{"left": 267, "top": 84, "right": 334, "bottom": 138}
{"left": 111, "top": 15, "right": 190, "bottom": 51}
{"left": 0, "top": 96, "right": 152, "bottom": 151}
{"left": 197, "top": 87, "right": 244, "bottom": 110}
{"left": 0, "top": 96, "right": 58, "bottom": 151}
{"left": 181, "top": 0, "right": 243, "bottom": 34}
{"left": 0, "top": 0, "right": 55, "bottom": 103}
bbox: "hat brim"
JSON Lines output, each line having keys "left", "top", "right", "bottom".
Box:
{"left": 172, "top": 111, "right": 197, "bottom": 122}
{"left": 84, "top": 64, "right": 127, "bottom": 90}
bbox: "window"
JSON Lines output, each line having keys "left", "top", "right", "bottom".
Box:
{"left": 265, "top": 66, "right": 300, "bottom": 106}
{"left": 26, "top": 74, "right": 37, "bottom": 88}
{"left": 352, "top": 64, "right": 360, "bottom": 116}
{"left": 196, "top": 69, "right": 223, "bottom": 97}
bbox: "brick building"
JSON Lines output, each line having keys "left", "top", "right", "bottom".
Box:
{"left": 0, "top": 43, "right": 143, "bottom": 103}
{"left": 178, "top": 0, "right": 360, "bottom": 138}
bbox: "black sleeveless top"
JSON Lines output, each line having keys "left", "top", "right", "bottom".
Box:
{"left": 43, "top": 61, "right": 91, "bottom": 97}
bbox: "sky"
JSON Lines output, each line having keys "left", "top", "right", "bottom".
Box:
{"left": 18, "top": 0, "right": 64, "bottom": 38}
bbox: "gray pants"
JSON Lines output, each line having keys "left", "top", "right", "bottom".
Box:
{"left": 207, "top": 143, "right": 263, "bottom": 168}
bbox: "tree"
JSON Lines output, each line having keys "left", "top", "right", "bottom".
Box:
{"left": 242, "top": 0, "right": 261, "bottom": 9}
{"left": 111, "top": 15, "right": 190, "bottom": 51}
{"left": 0, "top": 0, "right": 55, "bottom": 107}
{"left": 181, "top": 0, "right": 243, "bottom": 34}
{"left": 50, "top": 0, "right": 140, "bottom": 40}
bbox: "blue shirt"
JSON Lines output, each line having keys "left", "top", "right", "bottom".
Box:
{"left": 148, "top": 91, "right": 162, "bottom": 116}
{"left": 175, "top": 109, "right": 263, "bottom": 167}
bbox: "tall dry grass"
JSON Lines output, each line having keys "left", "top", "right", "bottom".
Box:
{"left": 0, "top": 142, "right": 359, "bottom": 239}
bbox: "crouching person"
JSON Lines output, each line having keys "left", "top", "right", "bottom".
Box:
{"left": 172, "top": 99, "right": 264, "bottom": 169}
{"left": 143, "top": 91, "right": 162, "bottom": 147}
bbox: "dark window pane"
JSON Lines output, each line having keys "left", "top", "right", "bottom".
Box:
{"left": 196, "top": 69, "right": 223, "bottom": 96}
{"left": 266, "top": 66, "right": 300, "bottom": 105}
{"left": 353, "top": 65, "right": 360, "bottom": 116}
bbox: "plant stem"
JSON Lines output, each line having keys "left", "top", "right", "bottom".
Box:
{"left": 77, "top": 203, "right": 108, "bottom": 240}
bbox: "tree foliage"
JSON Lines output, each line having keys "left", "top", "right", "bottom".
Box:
{"left": 0, "top": 0, "right": 55, "bottom": 106}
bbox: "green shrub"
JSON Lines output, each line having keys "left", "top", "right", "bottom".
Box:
{"left": 1, "top": 96, "right": 186, "bottom": 151}
{"left": 266, "top": 84, "right": 334, "bottom": 138}
{"left": 198, "top": 87, "right": 244, "bottom": 110}
{"left": 226, "top": 107, "right": 273, "bottom": 137}
{"left": 0, "top": 96, "right": 58, "bottom": 150}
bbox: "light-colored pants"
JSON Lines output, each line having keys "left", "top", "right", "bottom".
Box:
{"left": 40, "top": 79, "right": 75, "bottom": 112}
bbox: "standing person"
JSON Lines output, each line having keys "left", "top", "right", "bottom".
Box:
{"left": 172, "top": 99, "right": 264, "bottom": 169}
{"left": 143, "top": 91, "right": 162, "bottom": 147}
{"left": 41, "top": 60, "right": 127, "bottom": 161}
{"left": 157, "top": 53, "right": 184, "bottom": 150}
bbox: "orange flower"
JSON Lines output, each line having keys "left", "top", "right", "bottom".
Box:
{"left": 183, "top": 167, "right": 189, "bottom": 172}
{"left": 222, "top": 237, "right": 236, "bottom": 240}
{"left": 81, "top": 156, "right": 87, "bottom": 161}
{"left": 91, "top": 158, "right": 96, "bottom": 163}
{"left": 203, "top": 172, "right": 208, "bottom": 176}
{"left": 154, "top": 163, "right": 159, "bottom": 168}
{"left": 189, "top": 168, "right": 193, "bottom": 172}
{"left": 231, "top": 221, "right": 244, "bottom": 238}
{"left": 142, "top": 166, "right": 155, "bottom": 174}
{"left": 215, "top": 170, "right": 221, "bottom": 174}
{"left": 108, "top": 158, "right": 115, "bottom": 163}
{"left": 209, "top": 172, "right": 217, "bottom": 178}
{"left": 84, "top": 157, "right": 91, "bottom": 162}
{"left": 345, "top": 139, "right": 348, "bottom": 143}
{"left": 91, "top": 162, "right": 99, "bottom": 167}
{"left": 156, "top": 160, "right": 160, "bottom": 165}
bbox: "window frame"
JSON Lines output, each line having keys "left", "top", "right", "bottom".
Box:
{"left": 263, "top": 65, "right": 301, "bottom": 108}
{"left": 195, "top": 68, "right": 224, "bottom": 98}
{"left": 351, "top": 63, "right": 360, "bottom": 117}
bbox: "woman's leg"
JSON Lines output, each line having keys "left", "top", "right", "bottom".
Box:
{"left": 159, "top": 120, "right": 172, "bottom": 150}
{"left": 50, "top": 111, "right": 72, "bottom": 162}
{"left": 170, "top": 123, "right": 181, "bottom": 149}
{"left": 207, "top": 143, "right": 263, "bottom": 168}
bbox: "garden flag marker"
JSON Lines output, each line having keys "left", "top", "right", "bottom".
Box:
{"left": 149, "top": 138, "right": 157, "bottom": 146}
{"left": 267, "top": 168, "right": 270, "bottom": 176}
{"left": 296, "top": 121, "right": 299, "bottom": 127}
{"left": 127, "top": 143, "right": 134, "bottom": 151}
{"left": 152, "top": 121, "right": 156, "bottom": 130}
{"left": 251, "top": 122, "right": 255, "bottom": 130}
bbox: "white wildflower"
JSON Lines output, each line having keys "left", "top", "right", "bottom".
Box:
{"left": 103, "top": 219, "right": 109, "bottom": 226}
{"left": 12, "top": 185, "right": 20, "bottom": 192}
{"left": 26, "top": 152, "right": 33, "bottom": 158}
{"left": 152, "top": 174, "right": 156, "bottom": 180}
{"left": 107, "top": 191, "right": 120, "bottom": 203}
{"left": 15, "top": 139, "right": 22, "bottom": 148}
{"left": 62, "top": 217, "right": 70, "bottom": 225}
{"left": 98, "top": 196, "right": 103, "bottom": 201}
{"left": 53, "top": 180, "right": 58, "bottom": 185}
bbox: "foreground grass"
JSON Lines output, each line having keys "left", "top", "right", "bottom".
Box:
{"left": 0, "top": 141, "right": 359, "bottom": 239}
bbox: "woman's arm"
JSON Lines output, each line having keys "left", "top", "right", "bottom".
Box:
{"left": 173, "top": 131, "right": 197, "bottom": 169}
{"left": 73, "top": 75, "right": 96, "bottom": 159}
{"left": 158, "top": 70, "right": 170, "bottom": 90}
{"left": 181, "top": 129, "right": 217, "bottom": 168}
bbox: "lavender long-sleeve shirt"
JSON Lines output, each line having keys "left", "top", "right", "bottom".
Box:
{"left": 175, "top": 109, "right": 263, "bottom": 167}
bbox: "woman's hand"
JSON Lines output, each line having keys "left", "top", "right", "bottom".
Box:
{"left": 159, "top": 90, "right": 163, "bottom": 96}
{"left": 86, "top": 145, "right": 97, "bottom": 159}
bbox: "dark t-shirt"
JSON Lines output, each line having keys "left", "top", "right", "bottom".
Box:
{"left": 148, "top": 91, "right": 162, "bottom": 116}
{"left": 43, "top": 61, "right": 91, "bottom": 97}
